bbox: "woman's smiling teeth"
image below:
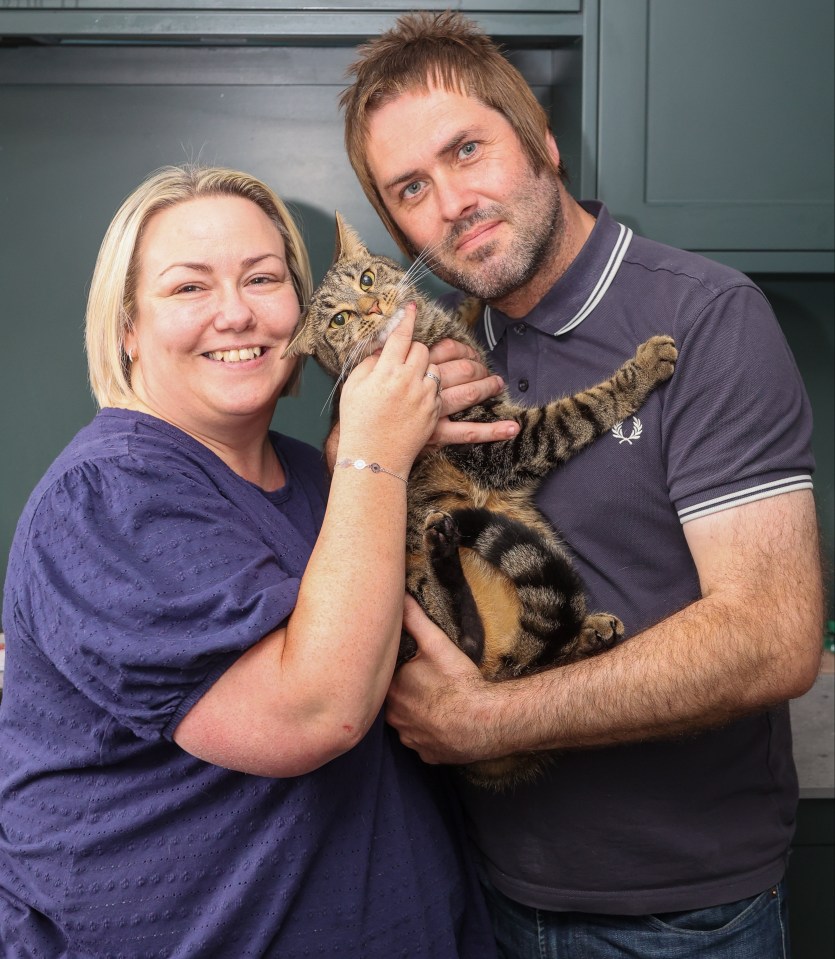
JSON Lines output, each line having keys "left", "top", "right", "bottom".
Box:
{"left": 204, "top": 346, "right": 264, "bottom": 363}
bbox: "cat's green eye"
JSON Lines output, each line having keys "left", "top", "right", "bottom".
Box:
{"left": 330, "top": 311, "right": 350, "bottom": 328}
{"left": 359, "top": 270, "right": 375, "bottom": 291}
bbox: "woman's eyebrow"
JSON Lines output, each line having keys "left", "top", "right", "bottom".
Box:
{"left": 159, "top": 253, "right": 283, "bottom": 277}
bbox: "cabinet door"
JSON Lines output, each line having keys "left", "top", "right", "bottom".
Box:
{"left": 597, "top": 0, "right": 834, "bottom": 270}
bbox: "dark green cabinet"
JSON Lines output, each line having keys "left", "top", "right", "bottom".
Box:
{"left": 597, "top": 0, "right": 834, "bottom": 271}
{"left": 788, "top": 799, "right": 835, "bottom": 959}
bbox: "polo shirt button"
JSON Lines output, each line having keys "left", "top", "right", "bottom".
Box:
{"left": 514, "top": 323, "right": 527, "bottom": 335}
{"left": 518, "top": 378, "right": 529, "bottom": 392}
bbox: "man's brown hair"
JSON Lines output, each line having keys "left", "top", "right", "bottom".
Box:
{"left": 340, "top": 10, "right": 565, "bottom": 257}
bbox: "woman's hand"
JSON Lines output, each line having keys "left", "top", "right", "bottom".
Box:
{"left": 337, "top": 303, "right": 443, "bottom": 475}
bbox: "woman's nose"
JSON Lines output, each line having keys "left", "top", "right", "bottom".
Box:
{"left": 213, "top": 286, "right": 255, "bottom": 330}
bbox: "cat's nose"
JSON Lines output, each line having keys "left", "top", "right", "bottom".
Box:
{"left": 359, "top": 295, "right": 382, "bottom": 316}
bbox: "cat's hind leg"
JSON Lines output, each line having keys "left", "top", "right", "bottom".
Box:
{"left": 450, "top": 507, "right": 587, "bottom": 677}
{"left": 404, "top": 511, "right": 486, "bottom": 667}
{"left": 422, "top": 511, "right": 485, "bottom": 665}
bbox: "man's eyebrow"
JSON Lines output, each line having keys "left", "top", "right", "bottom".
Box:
{"left": 381, "top": 130, "right": 477, "bottom": 192}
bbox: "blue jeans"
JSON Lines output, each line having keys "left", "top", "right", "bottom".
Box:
{"left": 481, "top": 876, "right": 790, "bottom": 959}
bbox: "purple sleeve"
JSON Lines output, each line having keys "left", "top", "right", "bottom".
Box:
{"left": 21, "top": 454, "right": 304, "bottom": 740}
{"left": 664, "top": 282, "right": 815, "bottom": 524}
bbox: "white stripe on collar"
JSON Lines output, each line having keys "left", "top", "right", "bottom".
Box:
{"left": 483, "top": 304, "right": 498, "bottom": 350}
{"left": 481, "top": 222, "right": 633, "bottom": 351}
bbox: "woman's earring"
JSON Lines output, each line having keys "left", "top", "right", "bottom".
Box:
{"left": 127, "top": 347, "right": 135, "bottom": 363}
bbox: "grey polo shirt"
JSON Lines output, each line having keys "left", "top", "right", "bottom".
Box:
{"left": 454, "top": 201, "right": 815, "bottom": 914}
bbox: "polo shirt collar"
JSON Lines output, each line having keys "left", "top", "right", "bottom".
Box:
{"left": 482, "top": 202, "right": 633, "bottom": 351}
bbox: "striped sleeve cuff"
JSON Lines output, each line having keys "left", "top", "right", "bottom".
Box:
{"left": 677, "top": 475, "right": 814, "bottom": 524}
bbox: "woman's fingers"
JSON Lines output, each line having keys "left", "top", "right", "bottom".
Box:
{"left": 376, "top": 302, "right": 418, "bottom": 367}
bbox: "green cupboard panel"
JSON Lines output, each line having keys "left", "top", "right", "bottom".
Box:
{"left": 597, "top": 0, "right": 834, "bottom": 270}
{"left": 0, "top": 3, "right": 584, "bottom": 43}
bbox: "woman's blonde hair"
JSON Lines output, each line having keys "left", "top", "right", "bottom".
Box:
{"left": 85, "top": 164, "right": 313, "bottom": 408}
{"left": 340, "top": 10, "right": 566, "bottom": 258}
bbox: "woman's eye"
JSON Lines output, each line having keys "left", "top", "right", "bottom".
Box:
{"left": 330, "top": 311, "right": 350, "bottom": 328}
{"left": 359, "top": 271, "right": 374, "bottom": 291}
{"left": 175, "top": 283, "right": 202, "bottom": 294}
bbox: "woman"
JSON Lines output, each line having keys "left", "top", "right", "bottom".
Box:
{"left": 0, "top": 165, "right": 507, "bottom": 957}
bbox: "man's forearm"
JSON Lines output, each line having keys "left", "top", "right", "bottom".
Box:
{"left": 419, "top": 590, "right": 818, "bottom": 766}
{"left": 481, "top": 595, "right": 797, "bottom": 754}
{"left": 389, "top": 492, "right": 824, "bottom": 766}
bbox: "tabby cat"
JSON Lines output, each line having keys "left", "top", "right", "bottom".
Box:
{"left": 285, "top": 214, "right": 677, "bottom": 788}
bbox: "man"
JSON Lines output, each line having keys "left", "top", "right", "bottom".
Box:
{"left": 340, "top": 11, "right": 825, "bottom": 959}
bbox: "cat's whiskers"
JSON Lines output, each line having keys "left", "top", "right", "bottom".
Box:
{"left": 319, "top": 333, "right": 376, "bottom": 415}
{"left": 403, "top": 238, "right": 448, "bottom": 282}
{"left": 393, "top": 242, "right": 447, "bottom": 301}
{"left": 320, "top": 381, "right": 342, "bottom": 416}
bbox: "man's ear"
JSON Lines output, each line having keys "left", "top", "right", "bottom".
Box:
{"left": 545, "top": 131, "right": 561, "bottom": 171}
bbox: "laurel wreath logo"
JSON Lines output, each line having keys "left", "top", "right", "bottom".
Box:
{"left": 612, "top": 417, "right": 643, "bottom": 445}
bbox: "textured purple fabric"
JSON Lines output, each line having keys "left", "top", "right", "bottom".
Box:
{"left": 453, "top": 203, "right": 815, "bottom": 914}
{"left": 1, "top": 409, "right": 495, "bottom": 958}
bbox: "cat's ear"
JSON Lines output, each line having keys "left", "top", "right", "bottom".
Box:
{"left": 333, "top": 211, "right": 367, "bottom": 263}
{"left": 282, "top": 314, "right": 316, "bottom": 358}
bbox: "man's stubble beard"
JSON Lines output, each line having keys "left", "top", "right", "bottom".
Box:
{"left": 408, "top": 165, "right": 565, "bottom": 302}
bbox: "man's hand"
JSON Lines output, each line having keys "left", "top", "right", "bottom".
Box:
{"left": 428, "top": 338, "right": 519, "bottom": 447}
{"left": 386, "top": 596, "right": 506, "bottom": 765}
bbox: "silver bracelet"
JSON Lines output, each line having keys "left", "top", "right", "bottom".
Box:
{"left": 335, "top": 457, "right": 408, "bottom": 484}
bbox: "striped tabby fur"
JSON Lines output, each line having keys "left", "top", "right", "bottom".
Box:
{"left": 285, "top": 215, "right": 677, "bottom": 788}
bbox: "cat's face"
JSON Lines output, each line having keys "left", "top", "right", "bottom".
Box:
{"left": 284, "top": 214, "right": 428, "bottom": 380}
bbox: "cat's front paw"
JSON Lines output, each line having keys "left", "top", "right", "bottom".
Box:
{"left": 577, "top": 613, "right": 624, "bottom": 657}
{"left": 423, "top": 511, "right": 461, "bottom": 560}
{"left": 636, "top": 335, "right": 677, "bottom": 383}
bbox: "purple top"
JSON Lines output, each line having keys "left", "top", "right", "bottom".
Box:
{"left": 0, "top": 409, "right": 495, "bottom": 958}
{"left": 454, "top": 203, "right": 815, "bottom": 914}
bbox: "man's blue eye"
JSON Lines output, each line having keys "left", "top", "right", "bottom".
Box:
{"left": 461, "top": 142, "right": 477, "bottom": 157}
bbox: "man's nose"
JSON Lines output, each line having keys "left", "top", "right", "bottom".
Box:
{"left": 435, "top": 173, "right": 478, "bottom": 223}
